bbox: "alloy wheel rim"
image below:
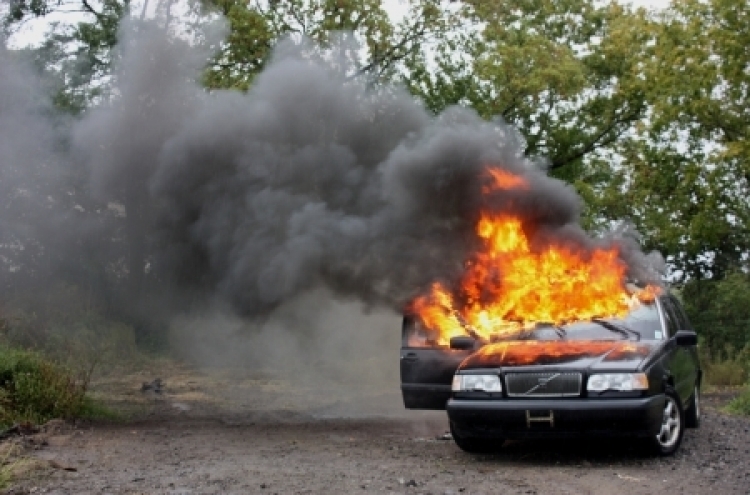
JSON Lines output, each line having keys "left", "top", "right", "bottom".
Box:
{"left": 656, "top": 396, "right": 681, "bottom": 448}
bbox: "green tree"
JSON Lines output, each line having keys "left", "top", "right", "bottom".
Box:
{"left": 4, "top": 0, "right": 130, "bottom": 113}
{"left": 682, "top": 271, "right": 750, "bottom": 352}
{"left": 598, "top": 0, "right": 750, "bottom": 282}
{"left": 202, "top": 0, "right": 452, "bottom": 90}
{"left": 200, "top": 0, "right": 273, "bottom": 90}
{"left": 403, "top": 0, "right": 652, "bottom": 183}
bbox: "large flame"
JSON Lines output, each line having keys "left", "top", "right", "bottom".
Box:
{"left": 410, "top": 167, "right": 658, "bottom": 346}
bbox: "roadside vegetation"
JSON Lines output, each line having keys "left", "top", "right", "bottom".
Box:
{"left": 684, "top": 271, "right": 750, "bottom": 415}
{"left": 700, "top": 346, "right": 749, "bottom": 388}
{"left": 0, "top": 305, "right": 128, "bottom": 488}
{"left": 700, "top": 341, "right": 750, "bottom": 416}
{"left": 726, "top": 387, "right": 750, "bottom": 416}
{"left": 0, "top": 295, "right": 143, "bottom": 428}
{"left": 0, "top": 345, "right": 90, "bottom": 428}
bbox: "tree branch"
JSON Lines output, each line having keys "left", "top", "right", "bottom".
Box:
{"left": 549, "top": 106, "right": 642, "bottom": 169}
{"left": 357, "top": 19, "right": 428, "bottom": 77}
{"left": 81, "top": 0, "right": 105, "bottom": 23}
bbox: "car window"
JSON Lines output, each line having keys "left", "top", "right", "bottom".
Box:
{"left": 659, "top": 297, "right": 680, "bottom": 338}
{"left": 668, "top": 295, "right": 694, "bottom": 331}
{"left": 550, "top": 302, "right": 663, "bottom": 341}
{"left": 619, "top": 303, "right": 664, "bottom": 340}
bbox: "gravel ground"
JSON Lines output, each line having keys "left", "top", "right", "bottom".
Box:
{"left": 3, "top": 369, "right": 750, "bottom": 495}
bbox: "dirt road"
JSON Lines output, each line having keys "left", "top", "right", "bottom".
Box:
{"left": 4, "top": 364, "right": 750, "bottom": 495}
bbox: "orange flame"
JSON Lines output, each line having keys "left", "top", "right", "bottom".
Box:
{"left": 483, "top": 168, "right": 530, "bottom": 191}
{"left": 410, "top": 166, "right": 659, "bottom": 346}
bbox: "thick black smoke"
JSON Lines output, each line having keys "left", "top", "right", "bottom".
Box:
{"left": 1, "top": 22, "right": 663, "bottom": 328}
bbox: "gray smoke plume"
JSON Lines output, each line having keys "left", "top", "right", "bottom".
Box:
{"left": 1, "top": 21, "right": 664, "bottom": 332}
{"left": 0, "top": 41, "right": 75, "bottom": 295}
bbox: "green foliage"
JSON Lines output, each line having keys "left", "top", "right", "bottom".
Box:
{"left": 404, "top": 0, "right": 651, "bottom": 181}
{"left": 682, "top": 271, "right": 750, "bottom": 352}
{"left": 202, "top": 0, "right": 452, "bottom": 89}
{"left": 726, "top": 386, "right": 750, "bottom": 416}
{"left": 202, "top": 0, "right": 273, "bottom": 90}
{"left": 602, "top": 0, "right": 750, "bottom": 281}
{"left": 0, "top": 345, "right": 90, "bottom": 427}
{"left": 5, "top": 0, "right": 130, "bottom": 113}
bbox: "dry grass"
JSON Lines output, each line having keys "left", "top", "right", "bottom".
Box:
{"left": 700, "top": 345, "right": 750, "bottom": 389}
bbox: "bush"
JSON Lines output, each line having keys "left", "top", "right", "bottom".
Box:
{"left": 726, "top": 387, "right": 750, "bottom": 416}
{"left": 699, "top": 344, "right": 750, "bottom": 388}
{"left": 0, "top": 345, "right": 92, "bottom": 427}
{"left": 682, "top": 272, "right": 750, "bottom": 352}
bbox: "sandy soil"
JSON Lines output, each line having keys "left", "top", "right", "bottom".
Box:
{"left": 3, "top": 362, "right": 750, "bottom": 495}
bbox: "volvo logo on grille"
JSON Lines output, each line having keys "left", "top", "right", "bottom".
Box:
{"left": 506, "top": 372, "right": 582, "bottom": 397}
{"left": 524, "top": 373, "right": 561, "bottom": 395}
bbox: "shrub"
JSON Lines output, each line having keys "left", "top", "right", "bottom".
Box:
{"left": 699, "top": 344, "right": 750, "bottom": 388}
{"left": 0, "top": 345, "right": 91, "bottom": 427}
{"left": 682, "top": 272, "right": 750, "bottom": 352}
{"left": 726, "top": 387, "right": 750, "bottom": 416}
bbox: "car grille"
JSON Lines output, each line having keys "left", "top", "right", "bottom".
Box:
{"left": 505, "top": 372, "right": 582, "bottom": 397}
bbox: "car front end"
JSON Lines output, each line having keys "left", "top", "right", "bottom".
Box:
{"left": 441, "top": 308, "right": 699, "bottom": 456}
{"left": 447, "top": 355, "right": 667, "bottom": 441}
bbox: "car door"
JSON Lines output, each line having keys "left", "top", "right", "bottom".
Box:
{"left": 400, "top": 315, "right": 473, "bottom": 410}
{"left": 660, "top": 296, "right": 699, "bottom": 403}
{"left": 669, "top": 295, "right": 701, "bottom": 390}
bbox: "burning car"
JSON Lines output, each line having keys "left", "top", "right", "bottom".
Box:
{"left": 399, "top": 167, "right": 701, "bottom": 456}
{"left": 400, "top": 292, "right": 700, "bottom": 456}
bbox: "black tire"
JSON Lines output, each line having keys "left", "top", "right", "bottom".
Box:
{"left": 648, "top": 389, "right": 685, "bottom": 456}
{"left": 449, "top": 421, "right": 504, "bottom": 454}
{"left": 685, "top": 384, "right": 701, "bottom": 428}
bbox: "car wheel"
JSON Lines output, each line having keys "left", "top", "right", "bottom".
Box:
{"left": 685, "top": 384, "right": 700, "bottom": 428}
{"left": 449, "top": 421, "right": 504, "bottom": 454}
{"left": 649, "top": 389, "right": 685, "bottom": 456}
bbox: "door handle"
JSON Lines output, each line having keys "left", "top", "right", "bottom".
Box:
{"left": 402, "top": 352, "right": 418, "bottom": 362}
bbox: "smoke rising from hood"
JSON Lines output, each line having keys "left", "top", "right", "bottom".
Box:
{"left": 1, "top": 21, "right": 663, "bottom": 330}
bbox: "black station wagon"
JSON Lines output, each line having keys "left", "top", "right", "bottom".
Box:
{"left": 400, "top": 291, "right": 701, "bottom": 455}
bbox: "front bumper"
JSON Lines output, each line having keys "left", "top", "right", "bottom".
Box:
{"left": 447, "top": 394, "right": 665, "bottom": 439}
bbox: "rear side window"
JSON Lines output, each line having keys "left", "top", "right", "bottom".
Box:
{"left": 660, "top": 297, "right": 684, "bottom": 337}
{"left": 668, "top": 296, "right": 694, "bottom": 331}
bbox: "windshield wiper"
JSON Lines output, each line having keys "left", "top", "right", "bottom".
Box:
{"left": 590, "top": 318, "right": 641, "bottom": 341}
{"left": 550, "top": 325, "right": 567, "bottom": 340}
{"left": 527, "top": 323, "right": 567, "bottom": 340}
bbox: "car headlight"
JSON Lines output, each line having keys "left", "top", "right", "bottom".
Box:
{"left": 452, "top": 374, "right": 502, "bottom": 392}
{"left": 587, "top": 373, "right": 649, "bottom": 392}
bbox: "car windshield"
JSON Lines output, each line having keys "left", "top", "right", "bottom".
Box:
{"left": 517, "top": 303, "right": 663, "bottom": 342}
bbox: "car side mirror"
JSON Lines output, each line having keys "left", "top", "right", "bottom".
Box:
{"left": 674, "top": 330, "right": 698, "bottom": 347}
{"left": 450, "top": 336, "right": 477, "bottom": 350}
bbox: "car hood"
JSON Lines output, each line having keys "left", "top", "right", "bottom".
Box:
{"left": 458, "top": 340, "right": 659, "bottom": 371}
